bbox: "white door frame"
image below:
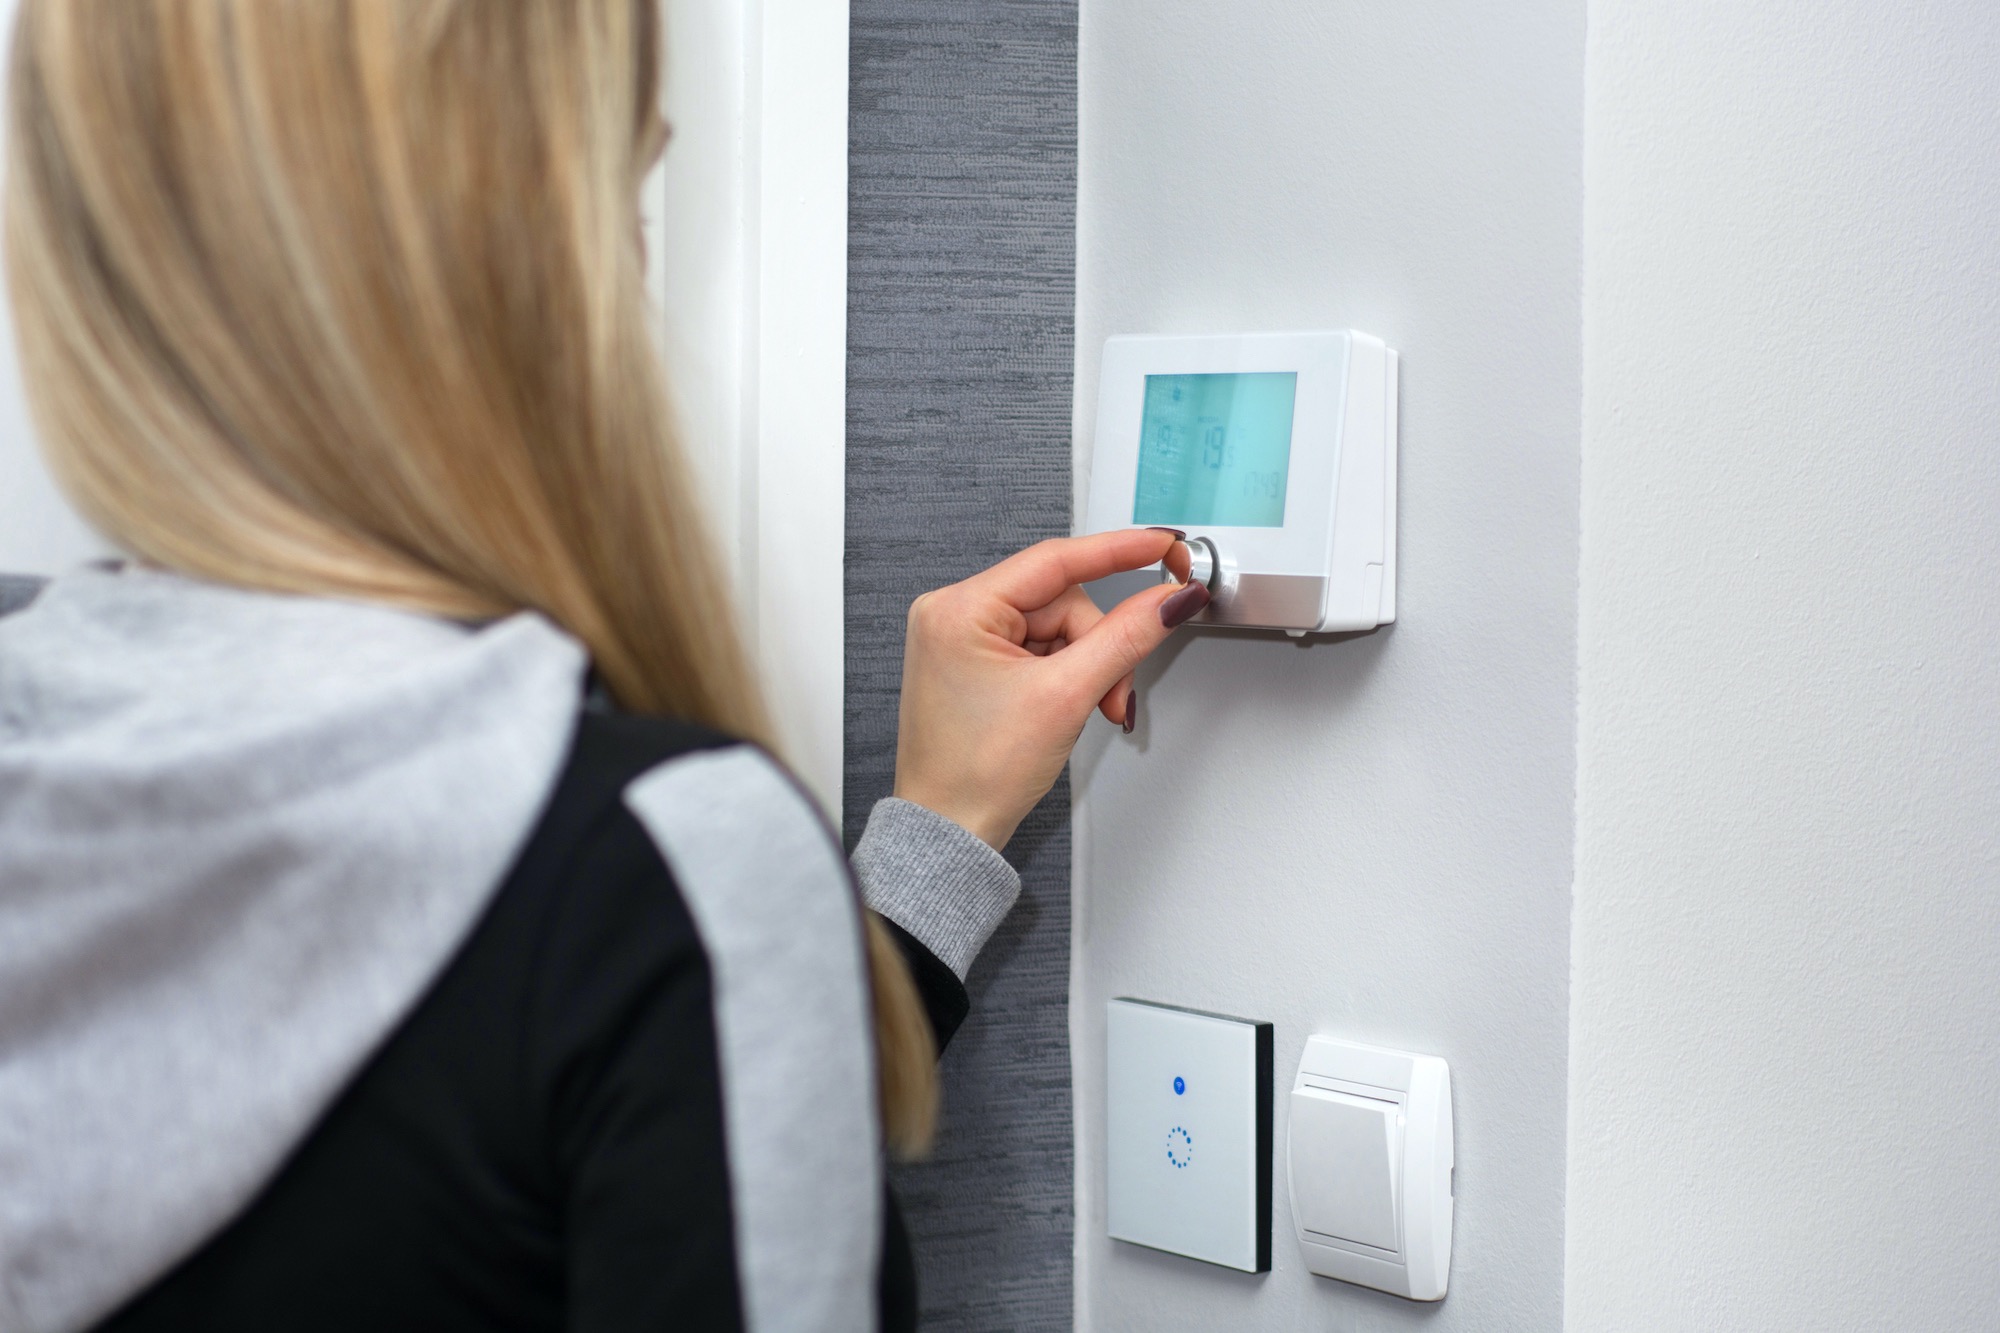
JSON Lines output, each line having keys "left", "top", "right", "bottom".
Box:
{"left": 649, "top": 0, "right": 849, "bottom": 819}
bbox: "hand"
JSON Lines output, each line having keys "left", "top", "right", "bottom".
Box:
{"left": 892, "top": 528, "right": 1208, "bottom": 850}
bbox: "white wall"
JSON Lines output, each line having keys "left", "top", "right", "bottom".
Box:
{"left": 1071, "top": 1, "right": 1582, "bottom": 1327}
{"left": 1569, "top": 3, "right": 2000, "bottom": 1327}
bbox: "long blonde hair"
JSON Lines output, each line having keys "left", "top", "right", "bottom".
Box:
{"left": 6, "top": 0, "right": 935, "bottom": 1155}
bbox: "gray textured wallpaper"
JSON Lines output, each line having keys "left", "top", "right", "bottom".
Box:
{"left": 844, "top": 2, "right": 1078, "bottom": 1328}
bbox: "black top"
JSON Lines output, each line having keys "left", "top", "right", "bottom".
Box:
{"left": 97, "top": 712, "right": 968, "bottom": 1332}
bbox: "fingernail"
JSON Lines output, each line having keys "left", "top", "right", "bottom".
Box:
{"left": 1145, "top": 526, "right": 1187, "bottom": 540}
{"left": 1123, "top": 689, "right": 1137, "bottom": 734}
{"left": 1159, "top": 579, "right": 1210, "bottom": 628}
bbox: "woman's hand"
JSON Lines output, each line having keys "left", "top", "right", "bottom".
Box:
{"left": 892, "top": 528, "right": 1208, "bottom": 850}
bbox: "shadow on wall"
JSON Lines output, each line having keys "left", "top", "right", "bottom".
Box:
{"left": 1071, "top": 622, "right": 1391, "bottom": 792}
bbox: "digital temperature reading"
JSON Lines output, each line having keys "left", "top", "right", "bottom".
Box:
{"left": 1132, "top": 371, "right": 1297, "bottom": 528}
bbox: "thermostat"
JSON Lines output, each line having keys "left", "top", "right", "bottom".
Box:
{"left": 1083, "top": 330, "right": 1398, "bottom": 634}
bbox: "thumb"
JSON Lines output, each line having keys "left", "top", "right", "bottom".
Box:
{"left": 1050, "top": 578, "right": 1209, "bottom": 707}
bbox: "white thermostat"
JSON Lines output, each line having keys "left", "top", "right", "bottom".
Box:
{"left": 1288, "top": 1035, "right": 1453, "bottom": 1301}
{"left": 1083, "top": 330, "right": 1398, "bottom": 634}
{"left": 1105, "top": 998, "right": 1273, "bottom": 1273}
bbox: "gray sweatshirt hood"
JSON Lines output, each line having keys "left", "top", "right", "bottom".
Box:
{"left": 0, "top": 568, "right": 588, "bottom": 1333}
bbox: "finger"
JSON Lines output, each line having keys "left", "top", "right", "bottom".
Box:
{"left": 1048, "top": 576, "right": 1209, "bottom": 714}
{"left": 1097, "top": 670, "right": 1136, "bottom": 728}
{"left": 973, "top": 529, "right": 1180, "bottom": 611}
{"left": 1163, "top": 539, "right": 1192, "bottom": 585}
{"left": 1025, "top": 589, "right": 1138, "bottom": 727}
{"left": 1023, "top": 585, "right": 1105, "bottom": 645}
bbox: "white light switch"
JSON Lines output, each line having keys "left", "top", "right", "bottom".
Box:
{"left": 1291, "top": 1087, "right": 1401, "bottom": 1251}
{"left": 1288, "top": 1036, "right": 1453, "bottom": 1301}
{"left": 1105, "top": 998, "right": 1272, "bottom": 1272}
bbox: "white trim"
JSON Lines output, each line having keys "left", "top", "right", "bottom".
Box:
{"left": 649, "top": 0, "right": 848, "bottom": 821}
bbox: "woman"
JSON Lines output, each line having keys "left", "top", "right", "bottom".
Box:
{"left": 0, "top": 3, "right": 1206, "bottom": 1331}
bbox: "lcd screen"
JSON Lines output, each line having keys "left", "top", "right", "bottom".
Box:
{"left": 1132, "top": 371, "right": 1296, "bottom": 528}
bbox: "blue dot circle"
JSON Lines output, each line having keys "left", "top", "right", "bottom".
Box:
{"left": 1173, "top": 1076, "right": 1185, "bottom": 1095}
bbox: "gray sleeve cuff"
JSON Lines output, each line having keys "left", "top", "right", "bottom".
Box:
{"left": 850, "top": 798, "right": 1022, "bottom": 981}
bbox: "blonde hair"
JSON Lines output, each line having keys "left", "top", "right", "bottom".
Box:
{"left": 6, "top": 0, "right": 935, "bottom": 1155}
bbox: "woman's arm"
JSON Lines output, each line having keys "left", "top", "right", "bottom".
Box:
{"left": 852, "top": 530, "right": 1206, "bottom": 1028}
{"left": 851, "top": 797, "right": 1019, "bottom": 1048}
{"left": 889, "top": 529, "right": 1203, "bottom": 851}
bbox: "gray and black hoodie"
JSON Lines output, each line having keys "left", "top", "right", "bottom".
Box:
{"left": 0, "top": 567, "right": 1022, "bottom": 1333}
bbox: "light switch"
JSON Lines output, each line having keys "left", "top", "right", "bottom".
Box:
{"left": 1287, "top": 1036, "right": 1453, "bottom": 1301}
{"left": 1290, "top": 1086, "right": 1402, "bottom": 1251}
{"left": 1105, "top": 998, "right": 1272, "bottom": 1272}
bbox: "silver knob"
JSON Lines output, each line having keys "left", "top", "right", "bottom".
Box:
{"left": 1163, "top": 535, "right": 1220, "bottom": 591}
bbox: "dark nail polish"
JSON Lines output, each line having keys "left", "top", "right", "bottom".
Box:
{"left": 1159, "top": 579, "right": 1210, "bottom": 628}
{"left": 1123, "top": 689, "right": 1137, "bottom": 734}
{"left": 1145, "top": 526, "right": 1188, "bottom": 540}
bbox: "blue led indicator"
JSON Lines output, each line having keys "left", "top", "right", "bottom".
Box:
{"left": 1173, "top": 1076, "right": 1185, "bottom": 1096}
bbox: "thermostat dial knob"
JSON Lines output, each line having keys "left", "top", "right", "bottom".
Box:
{"left": 1166, "top": 535, "right": 1220, "bottom": 592}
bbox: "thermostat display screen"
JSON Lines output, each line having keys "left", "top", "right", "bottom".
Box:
{"left": 1132, "top": 372, "right": 1297, "bottom": 528}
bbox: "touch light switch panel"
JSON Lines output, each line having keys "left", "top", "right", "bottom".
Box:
{"left": 1288, "top": 1035, "right": 1454, "bottom": 1301}
{"left": 1105, "top": 999, "right": 1273, "bottom": 1272}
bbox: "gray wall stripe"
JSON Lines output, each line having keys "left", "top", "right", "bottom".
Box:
{"left": 624, "top": 749, "right": 880, "bottom": 1333}
{"left": 846, "top": 3, "right": 1079, "bottom": 1327}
